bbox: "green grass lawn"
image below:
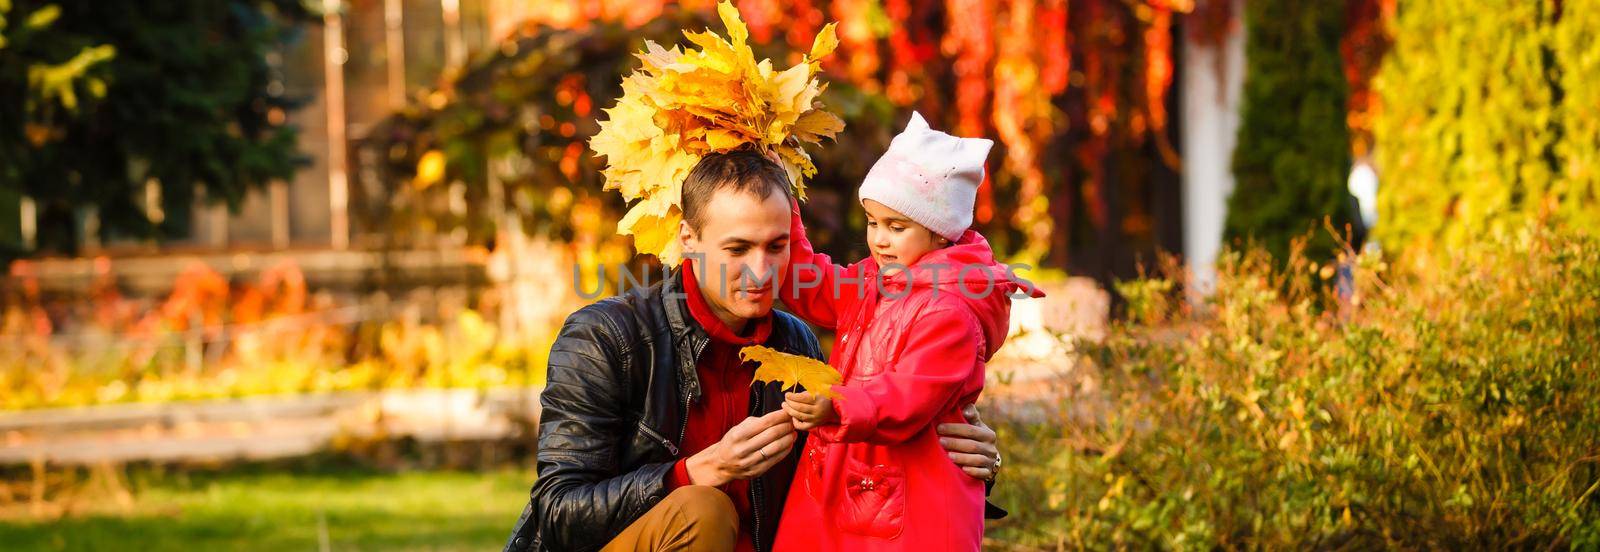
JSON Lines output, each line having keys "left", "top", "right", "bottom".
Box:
{"left": 0, "top": 466, "right": 536, "bottom": 551}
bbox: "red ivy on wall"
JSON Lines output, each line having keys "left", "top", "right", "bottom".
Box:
{"left": 1342, "top": 0, "right": 1394, "bottom": 158}
{"left": 511, "top": 0, "right": 1191, "bottom": 265}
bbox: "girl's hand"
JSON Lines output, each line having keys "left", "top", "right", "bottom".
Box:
{"left": 782, "top": 391, "right": 836, "bottom": 431}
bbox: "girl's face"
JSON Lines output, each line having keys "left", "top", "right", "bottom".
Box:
{"left": 862, "top": 199, "right": 947, "bottom": 278}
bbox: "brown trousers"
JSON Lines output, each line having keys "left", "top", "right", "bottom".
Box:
{"left": 600, "top": 485, "right": 740, "bottom": 552}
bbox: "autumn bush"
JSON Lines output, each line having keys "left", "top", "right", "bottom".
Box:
{"left": 0, "top": 261, "right": 550, "bottom": 410}
{"left": 988, "top": 227, "right": 1600, "bottom": 549}
{"left": 1374, "top": 0, "right": 1600, "bottom": 251}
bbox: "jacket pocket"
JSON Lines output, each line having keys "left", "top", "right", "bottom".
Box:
{"left": 837, "top": 457, "right": 906, "bottom": 540}
{"left": 635, "top": 420, "right": 680, "bottom": 456}
{"left": 803, "top": 440, "right": 827, "bottom": 499}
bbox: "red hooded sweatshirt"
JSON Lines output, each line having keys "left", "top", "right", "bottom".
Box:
{"left": 771, "top": 202, "right": 1043, "bottom": 552}
{"left": 663, "top": 258, "right": 769, "bottom": 552}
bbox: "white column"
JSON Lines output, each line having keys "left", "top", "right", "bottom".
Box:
{"left": 1180, "top": 0, "right": 1246, "bottom": 295}
{"left": 442, "top": 0, "right": 465, "bottom": 68}
{"left": 323, "top": 0, "right": 350, "bottom": 250}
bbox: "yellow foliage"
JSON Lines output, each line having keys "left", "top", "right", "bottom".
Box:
{"left": 740, "top": 345, "right": 840, "bottom": 398}
{"left": 589, "top": 1, "right": 843, "bottom": 266}
{"left": 414, "top": 149, "right": 447, "bottom": 189}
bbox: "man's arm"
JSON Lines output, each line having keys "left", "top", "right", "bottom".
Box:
{"left": 519, "top": 307, "right": 675, "bottom": 552}
{"left": 939, "top": 403, "right": 1007, "bottom": 519}
{"left": 938, "top": 403, "right": 1000, "bottom": 480}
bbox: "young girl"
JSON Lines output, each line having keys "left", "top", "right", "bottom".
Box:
{"left": 770, "top": 113, "right": 1043, "bottom": 551}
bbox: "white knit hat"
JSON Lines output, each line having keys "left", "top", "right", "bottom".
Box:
{"left": 858, "top": 112, "right": 994, "bottom": 241}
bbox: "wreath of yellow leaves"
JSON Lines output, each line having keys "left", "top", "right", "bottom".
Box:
{"left": 589, "top": 1, "right": 845, "bottom": 266}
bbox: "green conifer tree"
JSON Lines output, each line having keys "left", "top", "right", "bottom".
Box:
{"left": 1224, "top": 0, "right": 1354, "bottom": 262}
{"left": 0, "top": 0, "right": 314, "bottom": 254}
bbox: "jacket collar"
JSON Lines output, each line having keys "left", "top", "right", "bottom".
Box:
{"left": 662, "top": 266, "right": 706, "bottom": 404}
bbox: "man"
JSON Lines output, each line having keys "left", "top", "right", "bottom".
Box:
{"left": 503, "top": 150, "right": 1003, "bottom": 552}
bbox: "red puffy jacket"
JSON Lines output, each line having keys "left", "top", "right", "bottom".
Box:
{"left": 772, "top": 203, "right": 1043, "bottom": 552}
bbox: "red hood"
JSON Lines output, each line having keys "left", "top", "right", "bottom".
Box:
{"left": 871, "top": 230, "right": 1045, "bottom": 359}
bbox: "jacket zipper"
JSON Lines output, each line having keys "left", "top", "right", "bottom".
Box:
{"left": 638, "top": 421, "right": 679, "bottom": 456}
{"left": 644, "top": 338, "right": 706, "bottom": 460}
{"left": 680, "top": 338, "right": 705, "bottom": 447}
{"left": 749, "top": 389, "right": 764, "bottom": 552}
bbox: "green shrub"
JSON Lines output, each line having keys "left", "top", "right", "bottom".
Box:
{"left": 989, "top": 228, "right": 1600, "bottom": 549}
{"left": 1374, "top": 0, "right": 1600, "bottom": 251}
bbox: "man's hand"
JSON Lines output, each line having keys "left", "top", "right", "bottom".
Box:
{"left": 937, "top": 403, "right": 1000, "bottom": 481}
{"left": 781, "top": 391, "right": 836, "bottom": 431}
{"left": 685, "top": 409, "right": 797, "bottom": 487}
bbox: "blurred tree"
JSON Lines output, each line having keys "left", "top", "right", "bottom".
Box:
{"left": 0, "top": 0, "right": 315, "bottom": 255}
{"left": 1223, "top": 0, "right": 1353, "bottom": 262}
{"left": 0, "top": 0, "right": 114, "bottom": 257}
{"left": 352, "top": 12, "right": 712, "bottom": 251}
{"left": 1374, "top": 0, "right": 1600, "bottom": 251}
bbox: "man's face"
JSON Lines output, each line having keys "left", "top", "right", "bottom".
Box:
{"left": 680, "top": 187, "right": 791, "bottom": 329}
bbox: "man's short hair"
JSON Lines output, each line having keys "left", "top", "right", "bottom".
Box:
{"left": 681, "top": 149, "right": 793, "bottom": 233}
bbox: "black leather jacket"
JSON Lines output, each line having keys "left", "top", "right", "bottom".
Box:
{"left": 503, "top": 267, "right": 821, "bottom": 552}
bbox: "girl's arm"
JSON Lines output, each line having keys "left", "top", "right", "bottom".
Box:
{"left": 813, "top": 305, "right": 984, "bottom": 445}
{"left": 779, "top": 199, "right": 863, "bottom": 329}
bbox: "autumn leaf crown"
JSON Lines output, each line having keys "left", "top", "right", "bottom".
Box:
{"left": 588, "top": 1, "right": 845, "bottom": 266}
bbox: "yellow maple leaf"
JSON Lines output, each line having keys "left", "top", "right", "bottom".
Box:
{"left": 624, "top": 211, "right": 683, "bottom": 266}
{"left": 773, "top": 146, "right": 817, "bottom": 201}
{"left": 740, "top": 345, "right": 841, "bottom": 398}
{"left": 636, "top": 41, "right": 682, "bottom": 71}
{"left": 770, "top": 64, "right": 816, "bottom": 119}
{"left": 704, "top": 128, "right": 746, "bottom": 151}
{"left": 792, "top": 110, "right": 846, "bottom": 145}
{"left": 809, "top": 23, "right": 840, "bottom": 61}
